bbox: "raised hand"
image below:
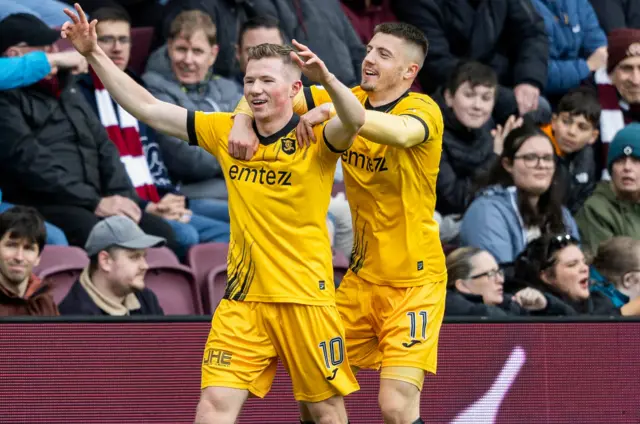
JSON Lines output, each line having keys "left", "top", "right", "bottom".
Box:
{"left": 61, "top": 3, "right": 98, "bottom": 57}
{"left": 289, "top": 39, "right": 334, "bottom": 85}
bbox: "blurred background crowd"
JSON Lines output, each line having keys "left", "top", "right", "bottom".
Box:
{"left": 1, "top": 0, "right": 640, "bottom": 319}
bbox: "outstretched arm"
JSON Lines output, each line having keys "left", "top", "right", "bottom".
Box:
{"left": 62, "top": 3, "right": 188, "bottom": 141}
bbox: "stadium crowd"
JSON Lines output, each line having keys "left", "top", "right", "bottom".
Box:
{"left": 0, "top": 0, "right": 640, "bottom": 319}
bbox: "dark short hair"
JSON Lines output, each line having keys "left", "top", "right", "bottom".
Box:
{"left": 373, "top": 22, "right": 428, "bottom": 60}
{"left": 238, "top": 16, "right": 284, "bottom": 47}
{"left": 0, "top": 206, "right": 47, "bottom": 254}
{"left": 445, "top": 60, "right": 498, "bottom": 95}
{"left": 91, "top": 6, "right": 131, "bottom": 25}
{"left": 556, "top": 87, "right": 601, "bottom": 127}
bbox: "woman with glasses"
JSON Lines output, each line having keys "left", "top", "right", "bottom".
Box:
{"left": 459, "top": 123, "right": 579, "bottom": 266}
{"left": 590, "top": 237, "right": 640, "bottom": 308}
{"left": 514, "top": 234, "right": 640, "bottom": 315}
{"left": 445, "top": 247, "right": 556, "bottom": 316}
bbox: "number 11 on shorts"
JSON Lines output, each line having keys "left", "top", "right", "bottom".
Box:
{"left": 404, "top": 311, "right": 427, "bottom": 347}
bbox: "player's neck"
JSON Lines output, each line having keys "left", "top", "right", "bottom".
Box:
{"left": 255, "top": 109, "right": 295, "bottom": 138}
{"left": 366, "top": 82, "right": 413, "bottom": 108}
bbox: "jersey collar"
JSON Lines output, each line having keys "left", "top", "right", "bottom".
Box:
{"left": 253, "top": 113, "right": 300, "bottom": 145}
{"left": 364, "top": 90, "right": 410, "bottom": 112}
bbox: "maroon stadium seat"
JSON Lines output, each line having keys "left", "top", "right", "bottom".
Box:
{"left": 33, "top": 246, "right": 89, "bottom": 304}
{"left": 144, "top": 247, "right": 203, "bottom": 315}
{"left": 186, "top": 242, "right": 228, "bottom": 303}
{"left": 203, "top": 264, "right": 228, "bottom": 314}
{"left": 128, "top": 27, "right": 155, "bottom": 75}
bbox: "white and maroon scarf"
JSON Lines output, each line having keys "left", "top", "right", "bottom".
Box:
{"left": 91, "top": 70, "right": 160, "bottom": 202}
{"left": 595, "top": 68, "right": 637, "bottom": 179}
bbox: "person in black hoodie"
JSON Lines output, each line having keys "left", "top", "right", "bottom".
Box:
{"left": 392, "top": 0, "right": 550, "bottom": 125}
{"left": 512, "top": 233, "right": 640, "bottom": 316}
{"left": 445, "top": 246, "right": 554, "bottom": 316}
{"left": 59, "top": 216, "right": 165, "bottom": 316}
{"left": 436, "top": 61, "right": 523, "bottom": 217}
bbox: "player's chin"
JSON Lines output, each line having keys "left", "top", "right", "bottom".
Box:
{"left": 360, "top": 81, "right": 375, "bottom": 92}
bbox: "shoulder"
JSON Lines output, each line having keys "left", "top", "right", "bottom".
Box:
{"left": 137, "top": 288, "right": 164, "bottom": 313}
{"left": 142, "top": 71, "right": 174, "bottom": 92}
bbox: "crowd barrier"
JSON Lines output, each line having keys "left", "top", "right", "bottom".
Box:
{"left": 0, "top": 317, "right": 638, "bottom": 424}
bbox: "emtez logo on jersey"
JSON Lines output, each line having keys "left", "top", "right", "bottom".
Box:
{"left": 228, "top": 165, "right": 292, "bottom": 186}
{"left": 341, "top": 150, "right": 388, "bottom": 172}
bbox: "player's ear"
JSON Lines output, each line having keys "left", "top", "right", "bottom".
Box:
{"left": 290, "top": 79, "right": 302, "bottom": 99}
{"left": 403, "top": 62, "right": 420, "bottom": 81}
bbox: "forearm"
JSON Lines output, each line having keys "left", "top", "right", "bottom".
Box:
{"left": 359, "top": 111, "right": 426, "bottom": 148}
{"left": 321, "top": 74, "right": 365, "bottom": 132}
{"left": 87, "top": 47, "right": 158, "bottom": 124}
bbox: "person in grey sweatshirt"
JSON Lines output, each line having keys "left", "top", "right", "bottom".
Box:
{"left": 460, "top": 124, "right": 579, "bottom": 265}
{"left": 143, "top": 10, "right": 242, "bottom": 113}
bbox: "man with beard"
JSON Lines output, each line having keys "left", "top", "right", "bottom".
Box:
{"left": 230, "top": 22, "right": 447, "bottom": 424}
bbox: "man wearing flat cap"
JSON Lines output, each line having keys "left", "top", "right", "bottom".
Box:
{"left": 595, "top": 28, "right": 640, "bottom": 176}
{"left": 58, "top": 216, "right": 165, "bottom": 316}
{"left": 0, "top": 13, "right": 177, "bottom": 252}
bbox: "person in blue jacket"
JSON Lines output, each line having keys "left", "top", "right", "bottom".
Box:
{"left": 531, "top": 0, "right": 608, "bottom": 97}
{"left": 460, "top": 123, "right": 579, "bottom": 265}
{"left": 0, "top": 50, "right": 86, "bottom": 90}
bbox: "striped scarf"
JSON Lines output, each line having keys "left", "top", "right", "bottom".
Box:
{"left": 91, "top": 70, "right": 160, "bottom": 202}
{"left": 595, "top": 68, "right": 635, "bottom": 179}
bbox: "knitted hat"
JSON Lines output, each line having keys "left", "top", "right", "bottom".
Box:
{"left": 607, "top": 28, "right": 640, "bottom": 73}
{"left": 607, "top": 123, "right": 640, "bottom": 170}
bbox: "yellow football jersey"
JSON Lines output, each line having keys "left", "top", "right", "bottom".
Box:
{"left": 296, "top": 86, "right": 446, "bottom": 286}
{"left": 187, "top": 111, "right": 341, "bottom": 305}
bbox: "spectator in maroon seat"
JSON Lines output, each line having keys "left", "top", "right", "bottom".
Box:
{"left": 594, "top": 28, "right": 640, "bottom": 177}
{"left": 0, "top": 206, "right": 58, "bottom": 317}
{"left": 392, "top": 0, "right": 551, "bottom": 125}
{"left": 59, "top": 216, "right": 164, "bottom": 316}
{"left": 0, "top": 13, "right": 176, "bottom": 251}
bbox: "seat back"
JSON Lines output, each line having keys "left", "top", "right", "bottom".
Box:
{"left": 34, "top": 246, "right": 89, "bottom": 304}
{"left": 128, "top": 27, "right": 155, "bottom": 75}
{"left": 203, "top": 265, "right": 228, "bottom": 314}
{"left": 144, "top": 267, "right": 203, "bottom": 315}
{"left": 186, "top": 242, "right": 228, "bottom": 299}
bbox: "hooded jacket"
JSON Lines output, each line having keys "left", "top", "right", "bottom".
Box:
{"left": 460, "top": 185, "right": 579, "bottom": 265}
{"left": 142, "top": 45, "right": 243, "bottom": 113}
{"left": 435, "top": 92, "right": 497, "bottom": 215}
{"left": 575, "top": 181, "right": 640, "bottom": 254}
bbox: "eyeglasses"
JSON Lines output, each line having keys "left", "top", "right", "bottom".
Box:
{"left": 513, "top": 153, "right": 555, "bottom": 168}
{"left": 97, "top": 36, "right": 131, "bottom": 46}
{"left": 469, "top": 268, "right": 504, "bottom": 280}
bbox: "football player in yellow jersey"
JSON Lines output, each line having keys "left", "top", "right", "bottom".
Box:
{"left": 230, "top": 23, "right": 446, "bottom": 424}
{"left": 62, "top": 4, "right": 365, "bottom": 424}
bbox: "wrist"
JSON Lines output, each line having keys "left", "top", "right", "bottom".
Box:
{"left": 322, "top": 72, "right": 337, "bottom": 87}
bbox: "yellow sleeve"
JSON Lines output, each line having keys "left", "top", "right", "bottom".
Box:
{"left": 186, "top": 111, "right": 233, "bottom": 157}
{"left": 394, "top": 94, "right": 444, "bottom": 144}
{"left": 232, "top": 86, "right": 334, "bottom": 118}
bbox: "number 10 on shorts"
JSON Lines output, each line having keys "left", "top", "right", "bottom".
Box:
{"left": 319, "top": 336, "right": 345, "bottom": 369}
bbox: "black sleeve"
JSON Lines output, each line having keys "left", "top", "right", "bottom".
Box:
{"left": 187, "top": 110, "right": 198, "bottom": 146}
{"left": 392, "top": 0, "right": 460, "bottom": 93}
{"left": 505, "top": 0, "right": 550, "bottom": 90}
{"left": 0, "top": 91, "right": 102, "bottom": 210}
{"left": 322, "top": 125, "right": 348, "bottom": 154}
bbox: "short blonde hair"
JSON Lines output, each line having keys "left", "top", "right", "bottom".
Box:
{"left": 247, "top": 43, "right": 300, "bottom": 77}
{"left": 169, "top": 10, "right": 216, "bottom": 45}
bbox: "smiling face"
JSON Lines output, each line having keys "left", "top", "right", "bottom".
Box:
{"left": 612, "top": 56, "right": 640, "bottom": 104}
{"left": 445, "top": 81, "right": 495, "bottom": 129}
{"left": 244, "top": 56, "right": 300, "bottom": 122}
{"left": 503, "top": 135, "right": 556, "bottom": 196}
{"left": 168, "top": 30, "right": 218, "bottom": 84}
{"left": 361, "top": 32, "right": 420, "bottom": 93}
{"left": 0, "top": 232, "right": 40, "bottom": 289}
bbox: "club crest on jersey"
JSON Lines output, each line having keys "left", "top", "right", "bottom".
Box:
{"left": 281, "top": 137, "right": 296, "bottom": 155}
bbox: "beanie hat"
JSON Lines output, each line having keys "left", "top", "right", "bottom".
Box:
{"left": 607, "top": 123, "right": 640, "bottom": 170}
{"left": 607, "top": 28, "right": 640, "bottom": 73}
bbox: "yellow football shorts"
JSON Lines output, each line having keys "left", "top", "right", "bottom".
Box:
{"left": 201, "top": 299, "right": 360, "bottom": 402}
{"left": 336, "top": 271, "right": 446, "bottom": 388}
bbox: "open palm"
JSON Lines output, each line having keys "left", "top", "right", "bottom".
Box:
{"left": 61, "top": 3, "right": 98, "bottom": 56}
